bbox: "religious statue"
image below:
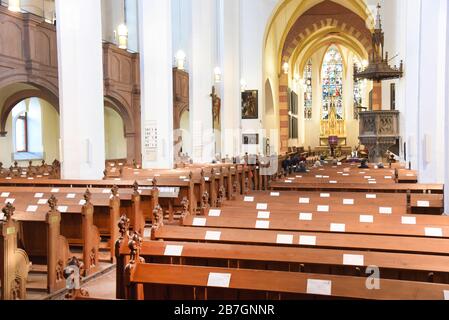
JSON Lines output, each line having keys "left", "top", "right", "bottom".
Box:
{"left": 210, "top": 86, "right": 221, "bottom": 127}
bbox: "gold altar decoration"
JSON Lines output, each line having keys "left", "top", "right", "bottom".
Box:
{"left": 320, "top": 96, "right": 346, "bottom": 145}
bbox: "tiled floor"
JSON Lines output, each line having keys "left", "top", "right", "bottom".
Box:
{"left": 81, "top": 267, "right": 116, "bottom": 300}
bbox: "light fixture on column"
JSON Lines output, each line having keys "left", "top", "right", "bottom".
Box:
{"left": 8, "top": 0, "right": 21, "bottom": 12}
{"left": 117, "top": 24, "right": 129, "bottom": 50}
{"left": 282, "top": 62, "right": 290, "bottom": 74}
{"left": 175, "top": 50, "right": 187, "bottom": 70}
{"left": 214, "top": 67, "right": 222, "bottom": 83}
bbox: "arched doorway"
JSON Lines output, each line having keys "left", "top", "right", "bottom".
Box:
{"left": 104, "top": 106, "right": 127, "bottom": 161}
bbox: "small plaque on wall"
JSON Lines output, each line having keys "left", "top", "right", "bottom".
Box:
{"left": 242, "top": 134, "right": 259, "bottom": 145}
{"left": 143, "top": 120, "right": 158, "bottom": 162}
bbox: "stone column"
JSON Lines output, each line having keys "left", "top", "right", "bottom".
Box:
{"left": 55, "top": 0, "right": 106, "bottom": 179}
{"left": 138, "top": 0, "right": 174, "bottom": 169}
{"left": 190, "top": 0, "right": 215, "bottom": 163}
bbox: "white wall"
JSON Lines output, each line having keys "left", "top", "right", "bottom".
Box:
{"left": 104, "top": 107, "right": 127, "bottom": 160}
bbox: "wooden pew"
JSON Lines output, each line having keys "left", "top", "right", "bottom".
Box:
{"left": 410, "top": 194, "right": 444, "bottom": 215}
{"left": 0, "top": 203, "right": 31, "bottom": 300}
{"left": 13, "top": 196, "right": 71, "bottom": 293}
{"left": 126, "top": 263, "right": 449, "bottom": 300}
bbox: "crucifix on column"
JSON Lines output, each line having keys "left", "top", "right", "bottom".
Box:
{"left": 210, "top": 86, "right": 221, "bottom": 130}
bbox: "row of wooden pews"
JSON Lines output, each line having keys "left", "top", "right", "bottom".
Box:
{"left": 115, "top": 162, "right": 448, "bottom": 300}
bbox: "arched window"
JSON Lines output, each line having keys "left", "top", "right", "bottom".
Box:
{"left": 321, "top": 46, "right": 344, "bottom": 120}
{"left": 303, "top": 59, "right": 313, "bottom": 120}
{"left": 15, "top": 112, "right": 28, "bottom": 153}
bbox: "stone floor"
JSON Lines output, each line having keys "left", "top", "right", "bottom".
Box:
{"left": 81, "top": 267, "right": 116, "bottom": 300}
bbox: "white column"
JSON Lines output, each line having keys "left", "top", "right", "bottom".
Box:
{"left": 190, "top": 0, "right": 215, "bottom": 163}
{"left": 444, "top": 0, "right": 449, "bottom": 215}
{"left": 138, "top": 0, "right": 174, "bottom": 169}
{"left": 219, "top": 0, "right": 241, "bottom": 158}
{"left": 55, "top": 0, "right": 106, "bottom": 180}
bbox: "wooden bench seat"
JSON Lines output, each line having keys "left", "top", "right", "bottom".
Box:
{"left": 127, "top": 263, "right": 449, "bottom": 300}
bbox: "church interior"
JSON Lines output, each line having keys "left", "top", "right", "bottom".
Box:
{"left": 1, "top": 0, "right": 449, "bottom": 302}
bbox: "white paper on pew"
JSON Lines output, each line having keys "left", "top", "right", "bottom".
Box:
{"left": 207, "top": 273, "right": 231, "bottom": 288}
{"left": 296, "top": 176, "right": 303, "bottom": 178}
{"left": 343, "top": 199, "right": 354, "bottom": 205}
{"left": 58, "top": 206, "right": 68, "bottom": 213}
{"left": 374, "top": 165, "right": 378, "bottom": 169}
{"left": 384, "top": 176, "right": 393, "bottom": 179}
{"left": 343, "top": 254, "right": 364, "bottom": 266}
{"left": 4, "top": 198, "right": 15, "bottom": 204}
{"left": 179, "top": 176, "right": 187, "bottom": 180}
{"left": 369, "top": 181, "right": 377, "bottom": 184}
{"left": 366, "top": 194, "right": 377, "bottom": 199}
{"left": 244, "top": 196, "right": 254, "bottom": 202}
{"left": 51, "top": 188, "right": 60, "bottom": 193}
{"left": 368, "top": 179, "right": 376, "bottom": 182}
{"left": 307, "top": 279, "right": 332, "bottom": 296}
{"left": 401, "top": 216, "right": 417, "bottom": 225}
{"left": 379, "top": 207, "right": 392, "bottom": 215}
{"left": 1, "top": 192, "right": 10, "bottom": 198}
{"left": 79, "top": 199, "right": 86, "bottom": 206}
{"left": 337, "top": 162, "right": 342, "bottom": 166}
{"left": 444, "top": 290, "right": 449, "bottom": 300}
{"left": 276, "top": 234, "right": 294, "bottom": 244}
{"left": 183, "top": 179, "right": 190, "bottom": 182}
{"left": 102, "top": 189, "right": 111, "bottom": 194}
{"left": 143, "top": 228, "right": 151, "bottom": 238}
{"left": 34, "top": 193, "right": 44, "bottom": 198}
{"left": 205, "top": 177, "right": 210, "bottom": 181}
{"left": 66, "top": 193, "right": 76, "bottom": 199}
{"left": 192, "top": 218, "right": 207, "bottom": 227}
{"left": 330, "top": 223, "right": 346, "bottom": 232}
{"left": 317, "top": 205, "right": 329, "bottom": 212}
{"left": 299, "top": 198, "right": 310, "bottom": 204}
{"left": 323, "top": 176, "right": 330, "bottom": 179}
{"left": 270, "top": 192, "right": 280, "bottom": 197}
{"left": 26, "top": 205, "right": 38, "bottom": 213}
{"left": 360, "top": 215, "right": 374, "bottom": 223}
{"left": 257, "top": 211, "right": 270, "bottom": 219}
{"left": 320, "top": 193, "right": 330, "bottom": 198}
{"left": 256, "top": 203, "right": 268, "bottom": 210}
{"left": 37, "top": 199, "right": 48, "bottom": 205}
{"left": 417, "top": 201, "right": 430, "bottom": 208}
{"left": 154, "top": 174, "right": 161, "bottom": 177}
{"left": 284, "top": 180, "right": 293, "bottom": 183}
{"left": 255, "top": 220, "right": 270, "bottom": 229}
{"left": 406, "top": 173, "right": 414, "bottom": 177}
{"left": 342, "top": 173, "right": 350, "bottom": 176}
{"left": 425, "top": 228, "right": 443, "bottom": 237}
{"left": 315, "top": 175, "right": 323, "bottom": 178}
{"left": 164, "top": 245, "right": 184, "bottom": 257}
{"left": 208, "top": 209, "right": 221, "bottom": 217}
{"left": 5, "top": 177, "right": 11, "bottom": 180}
{"left": 364, "top": 176, "right": 371, "bottom": 179}
{"left": 205, "top": 231, "right": 222, "bottom": 241}
{"left": 299, "top": 213, "right": 313, "bottom": 221}
{"left": 299, "top": 235, "right": 317, "bottom": 246}
{"left": 287, "top": 177, "right": 295, "bottom": 180}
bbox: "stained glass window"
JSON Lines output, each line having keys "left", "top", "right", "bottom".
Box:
{"left": 303, "top": 59, "right": 313, "bottom": 120}
{"left": 353, "top": 79, "right": 362, "bottom": 120}
{"left": 321, "top": 46, "right": 344, "bottom": 120}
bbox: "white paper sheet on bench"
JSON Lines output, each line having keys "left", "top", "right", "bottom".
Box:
{"left": 366, "top": 194, "right": 377, "bottom": 199}
{"left": 343, "top": 254, "right": 364, "bottom": 266}
{"left": 26, "top": 205, "right": 38, "bottom": 213}
{"left": 34, "top": 193, "right": 44, "bottom": 198}
{"left": 276, "top": 234, "right": 294, "bottom": 244}
{"left": 4, "top": 198, "right": 15, "bottom": 204}
{"left": 417, "top": 201, "right": 430, "bottom": 208}
{"left": 299, "top": 198, "right": 310, "bottom": 204}
{"left": 343, "top": 199, "right": 354, "bottom": 205}
{"left": 317, "top": 205, "right": 329, "bottom": 212}
{"left": 425, "top": 228, "right": 443, "bottom": 237}
{"left": 244, "top": 196, "right": 254, "bottom": 202}
{"left": 51, "top": 188, "right": 60, "bottom": 193}
{"left": 299, "top": 213, "right": 313, "bottom": 221}
{"left": 164, "top": 245, "right": 184, "bottom": 257}
{"left": 444, "top": 290, "right": 449, "bottom": 300}
{"left": 205, "top": 177, "right": 210, "bottom": 181}
{"left": 379, "top": 207, "right": 392, "bottom": 215}
{"left": 299, "top": 235, "right": 317, "bottom": 246}
{"left": 58, "top": 206, "right": 68, "bottom": 213}
{"left": 143, "top": 228, "right": 151, "bottom": 238}
{"left": 401, "top": 216, "right": 417, "bottom": 225}
{"left": 384, "top": 176, "right": 392, "bottom": 179}
{"left": 330, "top": 223, "right": 346, "bottom": 232}
{"left": 329, "top": 181, "right": 338, "bottom": 184}
{"left": 256, "top": 203, "right": 268, "bottom": 210}
{"left": 193, "top": 218, "right": 207, "bottom": 227}
{"left": 270, "top": 192, "right": 280, "bottom": 197}
{"left": 207, "top": 273, "right": 231, "bottom": 288}
{"left": 320, "top": 193, "right": 330, "bottom": 198}
{"left": 360, "top": 215, "right": 374, "bottom": 223}
{"left": 66, "top": 193, "right": 76, "bottom": 199}
{"left": 102, "top": 189, "right": 111, "bottom": 194}
{"left": 205, "top": 231, "right": 222, "bottom": 241}
{"left": 315, "top": 175, "right": 323, "bottom": 178}
{"left": 38, "top": 199, "right": 48, "bottom": 205}
{"left": 255, "top": 220, "right": 270, "bottom": 229}
{"left": 257, "top": 211, "right": 270, "bottom": 219}
{"left": 1, "top": 192, "right": 10, "bottom": 198}
{"left": 307, "top": 279, "right": 332, "bottom": 296}
{"left": 284, "top": 180, "right": 293, "bottom": 183}
{"left": 208, "top": 209, "right": 221, "bottom": 217}
{"left": 79, "top": 199, "right": 86, "bottom": 206}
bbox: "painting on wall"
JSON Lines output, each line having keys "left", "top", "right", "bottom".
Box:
{"left": 242, "top": 134, "right": 259, "bottom": 145}
{"left": 241, "top": 90, "right": 258, "bottom": 119}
